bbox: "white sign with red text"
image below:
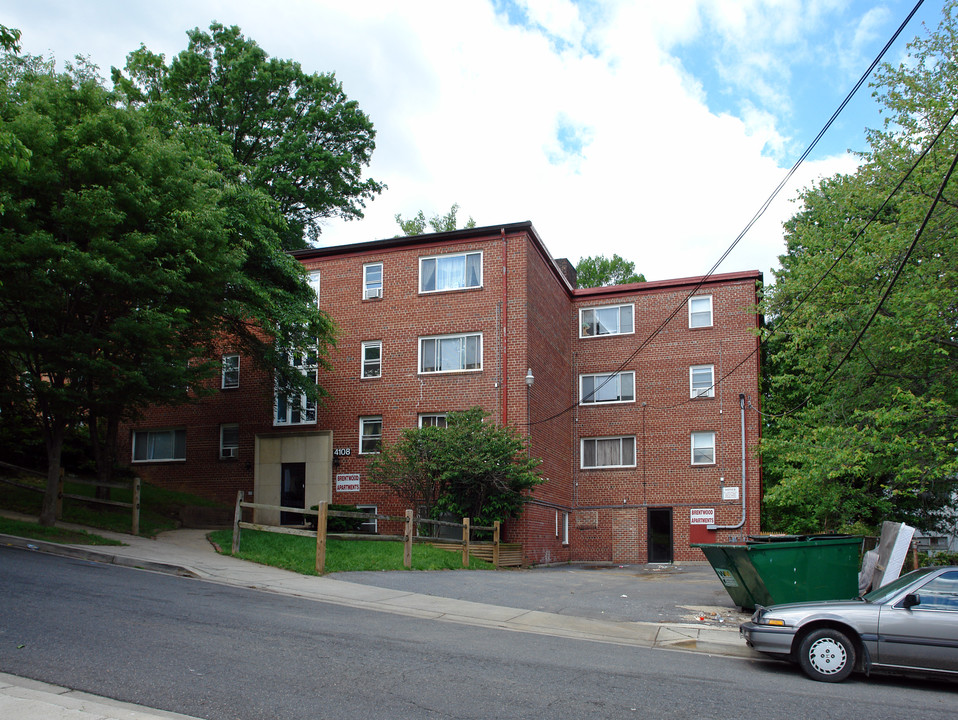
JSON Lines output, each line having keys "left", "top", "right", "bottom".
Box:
{"left": 690, "top": 508, "right": 715, "bottom": 525}
{"left": 336, "top": 474, "right": 360, "bottom": 492}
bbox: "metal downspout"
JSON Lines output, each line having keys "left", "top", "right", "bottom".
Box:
{"left": 709, "top": 393, "right": 747, "bottom": 531}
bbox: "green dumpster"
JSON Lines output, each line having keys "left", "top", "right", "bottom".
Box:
{"left": 692, "top": 535, "right": 863, "bottom": 610}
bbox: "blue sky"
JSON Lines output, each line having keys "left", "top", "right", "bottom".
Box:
{"left": 2, "top": 0, "right": 945, "bottom": 280}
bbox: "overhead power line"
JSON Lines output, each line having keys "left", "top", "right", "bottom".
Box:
{"left": 530, "top": 0, "right": 928, "bottom": 426}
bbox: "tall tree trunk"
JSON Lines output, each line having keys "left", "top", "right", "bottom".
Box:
{"left": 89, "top": 412, "right": 117, "bottom": 501}
{"left": 39, "top": 423, "right": 65, "bottom": 527}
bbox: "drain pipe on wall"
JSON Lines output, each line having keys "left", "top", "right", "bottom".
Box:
{"left": 709, "top": 393, "right": 747, "bottom": 533}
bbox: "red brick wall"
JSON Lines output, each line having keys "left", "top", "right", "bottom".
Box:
{"left": 570, "top": 277, "right": 762, "bottom": 562}
{"left": 120, "top": 226, "right": 762, "bottom": 566}
{"left": 303, "top": 234, "right": 507, "bottom": 522}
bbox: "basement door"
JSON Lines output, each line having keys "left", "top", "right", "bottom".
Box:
{"left": 647, "top": 507, "right": 673, "bottom": 563}
{"left": 280, "top": 462, "right": 306, "bottom": 525}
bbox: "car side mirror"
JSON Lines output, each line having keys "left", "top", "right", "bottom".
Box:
{"left": 902, "top": 593, "right": 921, "bottom": 610}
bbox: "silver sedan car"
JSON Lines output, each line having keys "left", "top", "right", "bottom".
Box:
{"left": 740, "top": 565, "right": 958, "bottom": 682}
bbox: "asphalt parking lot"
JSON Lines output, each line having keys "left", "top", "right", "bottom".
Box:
{"left": 331, "top": 562, "right": 752, "bottom": 627}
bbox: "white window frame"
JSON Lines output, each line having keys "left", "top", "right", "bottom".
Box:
{"left": 361, "top": 341, "right": 382, "bottom": 378}
{"left": 274, "top": 354, "right": 318, "bottom": 426}
{"left": 689, "top": 295, "right": 713, "bottom": 328}
{"left": 419, "top": 413, "right": 447, "bottom": 428}
{"left": 359, "top": 416, "right": 382, "bottom": 455}
{"left": 308, "top": 269, "right": 321, "bottom": 306}
{"left": 132, "top": 428, "right": 186, "bottom": 463}
{"left": 356, "top": 505, "right": 378, "bottom": 534}
{"left": 579, "top": 304, "right": 634, "bottom": 338}
{"left": 419, "top": 251, "right": 483, "bottom": 293}
{"left": 690, "top": 365, "right": 715, "bottom": 398}
{"left": 580, "top": 371, "right": 635, "bottom": 405}
{"left": 557, "top": 511, "right": 569, "bottom": 545}
{"left": 419, "top": 332, "right": 482, "bottom": 374}
{"left": 691, "top": 431, "right": 716, "bottom": 465}
{"left": 580, "top": 436, "right": 636, "bottom": 469}
{"left": 220, "top": 423, "right": 239, "bottom": 459}
{"left": 221, "top": 354, "right": 240, "bottom": 389}
{"left": 363, "top": 262, "right": 383, "bottom": 299}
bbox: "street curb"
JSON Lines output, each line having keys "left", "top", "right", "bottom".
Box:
{"left": 1, "top": 530, "right": 757, "bottom": 660}
{"left": 0, "top": 534, "right": 199, "bottom": 578}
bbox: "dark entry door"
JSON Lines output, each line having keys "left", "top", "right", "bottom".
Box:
{"left": 280, "top": 462, "right": 306, "bottom": 525}
{"left": 648, "top": 507, "right": 673, "bottom": 563}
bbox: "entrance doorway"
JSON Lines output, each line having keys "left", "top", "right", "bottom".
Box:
{"left": 648, "top": 507, "right": 673, "bottom": 563}
{"left": 280, "top": 462, "right": 306, "bottom": 525}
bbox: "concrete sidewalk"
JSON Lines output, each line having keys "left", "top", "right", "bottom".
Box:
{"left": 0, "top": 672, "right": 204, "bottom": 720}
{"left": 1, "top": 519, "right": 758, "bottom": 719}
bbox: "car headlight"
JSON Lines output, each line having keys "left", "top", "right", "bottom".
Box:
{"left": 751, "top": 606, "right": 788, "bottom": 627}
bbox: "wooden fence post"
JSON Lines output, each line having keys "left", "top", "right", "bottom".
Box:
{"left": 131, "top": 477, "right": 141, "bottom": 536}
{"left": 462, "top": 517, "right": 470, "bottom": 568}
{"left": 231, "top": 491, "right": 243, "bottom": 554}
{"left": 315, "top": 501, "right": 328, "bottom": 574}
{"left": 403, "top": 509, "right": 413, "bottom": 569}
{"left": 493, "top": 520, "right": 501, "bottom": 569}
{"left": 56, "top": 469, "right": 64, "bottom": 520}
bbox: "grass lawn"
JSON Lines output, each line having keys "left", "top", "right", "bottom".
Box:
{"left": 0, "top": 472, "right": 227, "bottom": 537}
{"left": 0, "top": 515, "right": 124, "bottom": 545}
{"left": 209, "top": 528, "right": 495, "bottom": 574}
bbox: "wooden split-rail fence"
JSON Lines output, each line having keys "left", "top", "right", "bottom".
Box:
{"left": 0, "top": 461, "right": 141, "bottom": 534}
{"left": 231, "top": 492, "right": 522, "bottom": 573}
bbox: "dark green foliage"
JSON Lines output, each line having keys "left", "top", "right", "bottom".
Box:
{"left": 575, "top": 254, "right": 644, "bottom": 287}
{"left": 760, "top": 2, "right": 958, "bottom": 534}
{"left": 368, "top": 407, "right": 543, "bottom": 527}
{"left": 112, "top": 23, "right": 384, "bottom": 249}
{"left": 395, "top": 203, "right": 476, "bottom": 236}
{"left": 0, "top": 53, "right": 336, "bottom": 524}
{"left": 307, "top": 504, "right": 367, "bottom": 532}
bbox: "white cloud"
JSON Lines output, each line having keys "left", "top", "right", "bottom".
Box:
{"left": 7, "top": 0, "right": 892, "bottom": 281}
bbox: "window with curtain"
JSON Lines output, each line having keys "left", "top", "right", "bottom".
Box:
{"left": 581, "top": 436, "right": 636, "bottom": 468}
{"left": 132, "top": 428, "right": 186, "bottom": 462}
{"left": 419, "top": 252, "right": 482, "bottom": 293}
{"left": 580, "top": 371, "right": 635, "bottom": 404}
{"left": 579, "top": 304, "right": 634, "bottom": 337}
{"left": 419, "top": 333, "right": 482, "bottom": 373}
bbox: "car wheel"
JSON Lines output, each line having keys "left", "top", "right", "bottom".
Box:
{"left": 797, "top": 628, "right": 856, "bottom": 682}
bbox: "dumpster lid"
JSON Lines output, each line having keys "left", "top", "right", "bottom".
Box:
{"left": 747, "top": 534, "right": 858, "bottom": 543}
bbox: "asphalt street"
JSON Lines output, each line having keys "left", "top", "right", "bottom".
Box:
{"left": 332, "top": 562, "right": 750, "bottom": 626}
{"left": 4, "top": 547, "right": 958, "bottom": 720}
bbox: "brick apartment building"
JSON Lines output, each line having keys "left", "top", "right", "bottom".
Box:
{"left": 122, "top": 222, "right": 763, "bottom": 565}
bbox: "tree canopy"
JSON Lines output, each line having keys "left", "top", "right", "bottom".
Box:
{"left": 367, "top": 407, "right": 542, "bottom": 528}
{"left": 575, "top": 254, "right": 644, "bottom": 287}
{"left": 395, "top": 203, "right": 476, "bottom": 236}
{"left": 760, "top": 1, "right": 958, "bottom": 534}
{"left": 112, "top": 23, "right": 384, "bottom": 250}
{"left": 0, "top": 54, "right": 334, "bottom": 524}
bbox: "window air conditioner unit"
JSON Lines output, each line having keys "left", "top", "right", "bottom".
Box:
{"left": 366, "top": 288, "right": 383, "bottom": 299}
{"left": 221, "top": 447, "right": 237, "bottom": 459}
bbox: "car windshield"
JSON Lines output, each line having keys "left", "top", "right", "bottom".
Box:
{"left": 863, "top": 567, "right": 938, "bottom": 604}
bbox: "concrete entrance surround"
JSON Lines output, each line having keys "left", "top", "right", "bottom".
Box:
{"left": 253, "top": 432, "right": 332, "bottom": 525}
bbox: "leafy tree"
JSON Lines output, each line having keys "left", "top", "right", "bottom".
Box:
{"left": 0, "top": 25, "right": 19, "bottom": 53}
{"left": 575, "top": 254, "right": 644, "bottom": 287}
{"left": 365, "top": 426, "right": 448, "bottom": 527}
{"left": 112, "top": 23, "right": 384, "bottom": 249}
{"left": 760, "top": 1, "right": 958, "bottom": 534}
{"left": 0, "top": 59, "right": 333, "bottom": 525}
{"left": 395, "top": 203, "right": 476, "bottom": 236}
{"left": 368, "top": 408, "right": 542, "bottom": 528}
{"left": 0, "top": 26, "right": 29, "bottom": 205}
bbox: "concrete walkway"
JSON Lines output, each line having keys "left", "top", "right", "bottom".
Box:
{"left": 1, "top": 518, "right": 759, "bottom": 719}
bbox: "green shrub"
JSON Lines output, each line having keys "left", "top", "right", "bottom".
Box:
{"left": 307, "top": 504, "right": 367, "bottom": 532}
